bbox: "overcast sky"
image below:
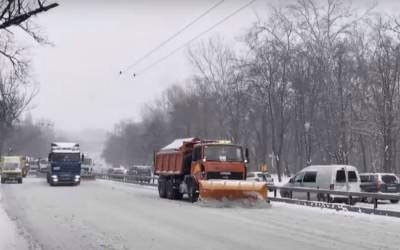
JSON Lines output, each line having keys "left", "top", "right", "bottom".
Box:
{"left": 27, "top": 0, "right": 398, "bottom": 132}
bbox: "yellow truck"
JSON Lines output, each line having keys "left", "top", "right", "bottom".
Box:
{"left": 0, "top": 156, "right": 24, "bottom": 184}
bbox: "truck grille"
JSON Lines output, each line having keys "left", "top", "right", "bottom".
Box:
{"left": 207, "top": 171, "right": 243, "bottom": 180}
{"left": 3, "top": 173, "right": 20, "bottom": 177}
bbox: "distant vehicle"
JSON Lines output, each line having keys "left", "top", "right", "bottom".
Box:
{"left": 38, "top": 158, "right": 49, "bottom": 172}
{"left": 0, "top": 156, "right": 23, "bottom": 184}
{"left": 247, "top": 171, "right": 274, "bottom": 191}
{"left": 281, "top": 165, "right": 361, "bottom": 205}
{"left": 81, "top": 156, "right": 96, "bottom": 180}
{"left": 360, "top": 173, "right": 400, "bottom": 204}
{"left": 20, "top": 156, "right": 30, "bottom": 177}
{"left": 111, "top": 166, "right": 127, "bottom": 175}
{"left": 47, "top": 142, "right": 82, "bottom": 186}
{"left": 28, "top": 159, "right": 39, "bottom": 175}
{"left": 127, "top": 165, "right": 152, "bottom": 183}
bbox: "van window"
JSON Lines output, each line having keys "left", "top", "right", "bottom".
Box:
{"left": 348, "top": 171, "right": 358, "bottom": 182}
{"left": 382, "top": 175, "right": 398, "bottom": 184}
{"left": 303, "top": 172, "right": 317, "bottom": 183}
{"left": 336, "top": 170, "right": 346, "bottom": 183}
{"left": 294, "top": 174, "right": 303, "bottom": 183}
{"left": 360, "top": 175, "right": 369, "bottom": 182}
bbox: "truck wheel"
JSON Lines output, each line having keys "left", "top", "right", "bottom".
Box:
{"left": 1, "top": 178, "right": 4, "bottom": 184}
{"left": 188, "top": 181, "right": 199, "bottom": 203}
{"left": 390, "top": 200, "right": 399, "bottom": 204}
{"left": 18, "top": 178, "right": 23, "bottom": 184}
{"left": 174, "top": 192, "right": 183, "bottom": 200}
{"left": 158, "top": 179, "right": 167, "bottom": 198}
{"left": 166, "top": 179, "right": 174, "bottom": 199}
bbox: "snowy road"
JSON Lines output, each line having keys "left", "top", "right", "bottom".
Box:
{"left": 1, "top": 177, "right": 400, "bottom": 250}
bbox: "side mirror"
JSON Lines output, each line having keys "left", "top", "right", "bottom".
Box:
{"left": 81, "top": 154, "right": 85, "bottom": 162}
{"left": 289, "top": 178, "right": 294, "bottom": 183}
{"left": 48, "top": 153, "right": 51, "bottom": 162}
{"left": 245, "top": 148, "right": 250, "bottom": 163}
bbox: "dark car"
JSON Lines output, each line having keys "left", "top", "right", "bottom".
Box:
{"left": 360, "top": 173, "right": 400, "bottom": 203}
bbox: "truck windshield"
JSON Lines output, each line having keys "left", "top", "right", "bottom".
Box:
{"left": 51, "top": 153, "right": 80, "bottom": 162}
{"left": 3, "top": 162, "right": 20, "bottom": 169}
{"left": 204, "top": 145, "right": 243, "bottom": 162}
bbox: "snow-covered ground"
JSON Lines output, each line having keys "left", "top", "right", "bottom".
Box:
{"left": 0, "top": 186, "right": 29, "bottom": 250}
{"left": 0, "top": 177, "right": 399, "bottom": 250}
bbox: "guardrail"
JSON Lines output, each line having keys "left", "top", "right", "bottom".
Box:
{"left": 91, "top": 175, "right": 400, "bottom": 217}
{"left": 269, "top": 185, "right": 400, "bottom": 217}
{"left": 95, "top": 173, "right": 158, "bottom": 187}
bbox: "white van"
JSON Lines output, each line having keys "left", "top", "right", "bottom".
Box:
{"left": 281, "top": 165, "right": 361, "bottom": 204}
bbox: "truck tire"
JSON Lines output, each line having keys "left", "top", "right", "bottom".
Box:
{"left": 174, "top": 192, "right": 183, "bottom": 200}
{"left": 188, "top": 181, "right": 199, "bottom": 203}
{"left": 390, "top": 200, "right": 399, "bottom": 204}
{"left": 158, "top": 179, "right": 167, "bottom": 198}
{"left": 18, "top": 178, "right": 23, "bottom": 184}
{"left": 165, "top": 179, "right": 183, "bottom": 200}
{"left": 1, "top": 178, "right": 4, "bottom": 184}
{"left": 166, "top": 179, "right": 174, "bottom": 199}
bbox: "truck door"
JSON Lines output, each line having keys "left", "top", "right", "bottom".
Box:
{"left": 302, "top": 171, "right": 318, "bottom": 200}
{"left": 191, "top": 146, "right": 204, "bottom": 180}
{"left": 292, "top": 173, "right": 305, "bottom": 200}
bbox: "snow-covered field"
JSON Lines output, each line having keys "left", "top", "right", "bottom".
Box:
{"left": 0, "top": 177, "right": 399, "bottom": 250}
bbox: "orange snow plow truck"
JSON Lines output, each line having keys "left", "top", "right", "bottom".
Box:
{"left": 154, "top": 138, "right": 267, "bottom": 202}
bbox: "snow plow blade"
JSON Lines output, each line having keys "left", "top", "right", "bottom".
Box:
{"left": 199, "top": 180, "right": 268, "bottom": 201}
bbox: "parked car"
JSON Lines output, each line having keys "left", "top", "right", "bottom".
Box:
{"left": 360, "top": 173, "right": 400, "bottom": 204}
{"left": 246, "top": 171, "right": 274, "bottom": 191}
{"left": 280, "top": 165, "right": 361, "bottom": 205}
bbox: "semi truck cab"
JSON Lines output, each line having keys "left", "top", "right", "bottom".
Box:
{"left": 47, "top": 142, "right": 82, "bottom": 186}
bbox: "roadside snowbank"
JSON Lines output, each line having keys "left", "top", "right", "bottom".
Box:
{"left": 0, "top": 189, "right": 28, "bottom": 250}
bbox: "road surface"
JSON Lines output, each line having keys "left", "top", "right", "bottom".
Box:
{"left": 1, "top": 177, "right": 399, "bottom": 250}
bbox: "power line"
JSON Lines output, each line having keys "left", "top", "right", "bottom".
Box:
{"left": 133, "top": 0, "right": 257, "bottom": 77}
{"left": 120, "top": 0, "right": 225, "bottom": 75}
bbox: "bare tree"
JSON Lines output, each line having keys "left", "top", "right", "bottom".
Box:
{"left": 0, "top": 0, "right": 58, "bottom": 155}
{"left": 367, "top": 17, "right": 400, "bottom": 173}
{"left": 0, "top": 0, "right": 58, "bottom": 77}
{"left": 0, "top": 71, "right": 35, "bottom": 154}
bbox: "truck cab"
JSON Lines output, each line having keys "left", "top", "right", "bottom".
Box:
{"left": 0, "top": 156, "right": 23, "bottom": 184}
{"left": 191, "top": 141, "right": 247, "bottom": 181}
{"left": 47, "top": 142, "right": 82, "bottom": 186}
